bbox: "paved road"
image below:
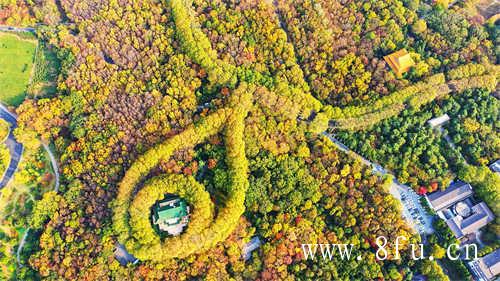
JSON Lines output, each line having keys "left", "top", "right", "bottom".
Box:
{"left": 0, "top": 104, "right": 24, "bottom": 188}
{"left": 438, "top": 127, "right": 457, "bottom": 149}
{"left": 324, "top": 132, "right": 386, "bottom": 172}
{"left": 0, "top": 25, "right": 35, "bottom": 33}
{"left": 323, "top": 132, "right": 435, "bottom": 235}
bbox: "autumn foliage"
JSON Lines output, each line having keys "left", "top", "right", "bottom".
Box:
{"left": 113, "top": 84, "right": 252, "bottom": 261}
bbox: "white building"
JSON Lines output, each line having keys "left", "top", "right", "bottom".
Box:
{"left": 468, "top": 248, "right": 500, "bottom": 281}
{"left": 426, "top": 181, "right": 495, "bottom": 240}
{"left": 242, "top": 237, "right": 262, "bottom": 261}
{"left": 489, "top": 160, "right": 500, "bottom": 174}
{"left": 427, "top": 114, "right": 450, "bottom": 128}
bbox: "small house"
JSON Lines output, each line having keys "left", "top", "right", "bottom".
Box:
{"left": 152, "top": 195, "right": 189, "bottom": 236}
{"left": 489, "top": 159, "right": 500, "bottom": 174}
{"left": 114, "top": 243, "right": 139, "bottom": 266}
{"left": 427, "top": 114, "right": 450, "bottom": 128}
{"left": 383, "top": 49, "right": 415, "bottom": 78}
{"left": 242, "top": 236, "right": 262, "bottom": 261}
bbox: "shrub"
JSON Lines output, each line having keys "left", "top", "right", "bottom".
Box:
{"left": 0, "top": 119, "right": 10, "bottom": 142}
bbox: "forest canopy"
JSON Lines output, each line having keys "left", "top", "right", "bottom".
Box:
{"left": 0, "top": 0, "right": 497, "bottom": 280}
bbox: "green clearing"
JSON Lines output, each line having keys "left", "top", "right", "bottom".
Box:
{"left": 0, "top": 32, "right": 37, "bottom": 106}
{"left": 28, "top": 41, "right": 60, "bottom": 97}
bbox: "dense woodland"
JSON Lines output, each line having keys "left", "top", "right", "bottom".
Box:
{"left": 0, "top": 0, "right": 498, "bottom": 280}
{"left": 445, "top": 89, "right": 499, "bottom": 166}
{"left": 337, "top": 105, "right": 456, "bottom": 189}
{"left": 337, "top": 87, "right": 499, "bottom": 192}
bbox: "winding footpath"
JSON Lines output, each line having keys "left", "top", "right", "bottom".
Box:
{"left": 15, "top": 143, "right": 59, "bottom": 266}
{"left": 42, "top": 143, "right": 60, "bottom": 192}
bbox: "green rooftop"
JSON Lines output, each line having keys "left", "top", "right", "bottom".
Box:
{"left": 152, "top": 195, "right": 189, "bottom": 235}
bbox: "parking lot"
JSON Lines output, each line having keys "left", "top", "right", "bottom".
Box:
{"left": 389, "top": 181, "right": 434, "bottom": 235}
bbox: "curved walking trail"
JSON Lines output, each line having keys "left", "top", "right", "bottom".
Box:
{"left": 16, "top": 229, "right": 29, "bottom": 266}
{"left": 42, "top": 143, "right": 60, "bottom": 192}
{"left": 15, "top": 143, "right": 60, "bottom": 266}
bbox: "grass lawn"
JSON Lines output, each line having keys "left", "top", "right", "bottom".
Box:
{"left": 0, "top": 32, "right": 37, "bottom": 106}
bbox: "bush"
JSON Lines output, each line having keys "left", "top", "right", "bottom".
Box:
{"left": 0, "top": 143, "right": 10, "bottom": 176}
{"left": 0, "top": 119, "right": 10, "bottom": 142}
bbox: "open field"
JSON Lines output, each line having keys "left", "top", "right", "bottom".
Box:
{"left": 0, "top": 32, "right": 36, "bottom": 106}
{"left": 28, "top": 42, "right": 60, "bottom": 98}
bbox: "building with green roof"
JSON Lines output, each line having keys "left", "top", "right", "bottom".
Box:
{"left": 152, "top": 195, "right": 190, "bottom": 236}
